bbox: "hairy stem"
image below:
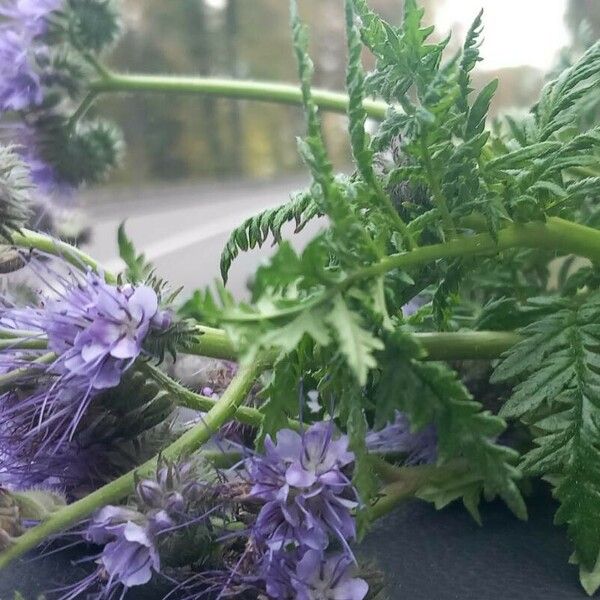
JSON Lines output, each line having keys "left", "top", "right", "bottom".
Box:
{"left": 0, "top": 338, "right": 47, "bottom": 351}
{"left": 89, "top": 72, "right": 389, "bottom": 120}
{"left": 139, "top": 361, "right": 304, "bottom": 431}
{"left": 0, "top": 329, "right": 521, "bottom": 361}
{"left": 0, "top": 352, "right": 55, "bottom": 391}
{"left": 350, "top": 217, "right": 600, "bottom": 286}
{"left": 9, "top": 229, "right": 117, "bottom": 284}
{"left": 0, "top": 360, "right": 263, "bottom": 569}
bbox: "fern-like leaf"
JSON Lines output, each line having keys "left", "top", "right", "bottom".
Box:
{"left": 219, "top": 189, "right": 320, "bottom": 281}
{"left": 377, "top": 330, "right": 526, "bottom": 521}
{"left": 493, "top": 292, "right": 600, "bottom": 570}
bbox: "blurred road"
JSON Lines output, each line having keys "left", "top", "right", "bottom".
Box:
{"left": 81, "top": 176, "right": 321, "bottom": 299}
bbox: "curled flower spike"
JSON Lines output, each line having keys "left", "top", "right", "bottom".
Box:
{"left": 136, "top": 459, "right": 206, "bottom": 533}
{"left": 62, "top": 458, "right": 225, "bottom": 599}
{"left": 0, "top": 257, "right": 172, "bottom": 459}
{"left": 0, "top": 144, "right": 33, "bottom": 241}
{"left": 247, "top": 422, "right": 358, "bottom": 552}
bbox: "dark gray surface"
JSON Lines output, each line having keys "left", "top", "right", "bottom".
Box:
{"left": 0, "top": 486, "right": 586, "bottom": 600}
{"left": 359, "top": 486, "right": 584, "bottom": 600}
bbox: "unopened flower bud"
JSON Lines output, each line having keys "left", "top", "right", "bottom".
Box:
{"left": 148, "top": 509, "right": 174, "bottom": 534}
{"left": 136, "top": 479, "right": 164, "bottom": 510}
{"left": 164, "top": 491, "right": 185, "bottom": 514}
{"left": 151, "top": 309, "right": 173, "bottom": 331}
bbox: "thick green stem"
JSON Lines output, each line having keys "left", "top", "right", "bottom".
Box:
{"left": 139, "top": 361, "right": 297, "bottom": 431}
{"left": 186, "top": 326, "right": 243, "bottom": 362}
{"left": 0, "top": 360, "right": 263, "bottom": 569}
{"left": 351, "top": 217, "right": 600, "bottom": 284}
{"left": 9, "top": 229, "right": 117, "bottom": 284}
{"left": 0, "top": 338, "right": 47, "bottom": 351}
{"left": 90, "top": 72, "right": 389, "bottom": 120}
{"left": 0, "top": 328, "right": 526, "bottom": 362}
{"left": 416, "top": 331, "right": 520, "bottom": 360}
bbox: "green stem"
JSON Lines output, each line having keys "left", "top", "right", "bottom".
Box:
{"left": 416, "top": 331, "right": 520, "bottom": 360}
{"left": 9, "top": 229, "right": 117, "bottom": 284}
{"left": 186, "top": 326, "right": 243, "bottom": 362}
{"left": 0, "top": 328, "right": 44, "bottom": 339}
{"left": 374, "top": 180, "right": 417, "bottom": 250}
{"left": 0, "top": 327, "right": 527, "bottom": 362}
{"left": 68, "top": 91, "right": 99, "bottom": 130}
{"left": 0, "top": 352, "right": 55, "bottom": 391}
{"left": 0, "top": 338, "right": 47, "bottom": 351}
{"left": 139, "top": 361, "right": 300, "bottom": 431}
{"left": 350, "top": 217, "right": 600, "bottom": 285}
{"left": 89, "top": 72, "right": 389, "bottom": 120}
{"left": 0, "top": 360, "right": 263, "bottom": 569}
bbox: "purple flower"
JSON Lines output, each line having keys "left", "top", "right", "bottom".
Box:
{"left": 99, "top": 520, "right": 160, "bottom": 587}
{"left": 86, "top": 505, "right": 146, "bottom": 545}
{"left": 247, "top": 422, "right": 358, "bottom": 552}
{"left": 292, "top": 550, "right": 369, "bottom": 600}
{"left": 0, "top": 0, "right": 61, "bottom": 112}
{"left": 0, "top": 260, "right": 170, "bottom": 457}
{"left": 366, "top": 411, "right": 437, "bottom": 466}
{"left": 43, "top": 274, "right": 159, "bottom": 388}
{"left": 64, "top": 506, "right": 161, "bottom": 597}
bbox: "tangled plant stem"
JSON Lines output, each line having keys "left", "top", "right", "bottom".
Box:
{"left": 4, "top": 216, "right": 600, "bottom": 569}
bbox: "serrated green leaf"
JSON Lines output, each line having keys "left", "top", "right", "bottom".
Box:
{"left": 465, "top": 79, "right": 498, "bottom": 139}
{"left": 326, "top": 294, "right": 383, "bottom": 385}
{"left": 376, "top": 329, "right": 526, "bottom": 520}
{"left": 117, "top": 222, "right": 152, "bottom": 283}
{"left": 345, "top": 0, "right": 374, "bottom": 184}
{"left": 257, "top": 356, "right": 301, "bottom": 446}
{"left": 494, "top": 292, "right": 600, "bottom": 569}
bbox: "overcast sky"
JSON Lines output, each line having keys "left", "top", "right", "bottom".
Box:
{"left": 435, "top": 0, "right": 570, "bottom": 70}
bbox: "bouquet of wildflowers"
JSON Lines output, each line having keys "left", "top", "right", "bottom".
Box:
{"left": 1, "top": 0, "right": 600, "bottom": 597}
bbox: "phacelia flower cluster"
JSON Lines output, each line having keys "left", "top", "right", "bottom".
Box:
{"left": 0, "top": 258, "right": 172, "bottom": 483}
{"left": 246, "top": 422, "right": 368, "bottom": 599}
{"left": 0, "top": 0, "right": 61, "bottom": 113}
{"left": 0, "top": 0, "right": 124, "bottom": 221}
{"left": 64, "top": 459, "right": 219, "bottom": 599}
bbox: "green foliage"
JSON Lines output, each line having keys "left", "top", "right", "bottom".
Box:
{"left": 220, "top": 189, "right": 320, "bottom": 281}
{"left": 376, "top": 331, "right": 525, "bottom": 521}
{"left": 117, "top": 222, "right": 153, "bottom": 284}
{"left": 184, "top": 2, "right": 600, "bottom": 591}
{"left": 493, "top": 292, "right": 600, "bottom": 575}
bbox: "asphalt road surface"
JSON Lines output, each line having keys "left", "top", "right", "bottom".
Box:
{"left": 81, "top": 176, "right": 319, "bottom": 300}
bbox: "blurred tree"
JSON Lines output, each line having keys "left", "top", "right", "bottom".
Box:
{"left": 94, "top": 0, "right": 554, "bottom": 186}
{"left": 566, "top": 0, "right": 600, "bottom": 45}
